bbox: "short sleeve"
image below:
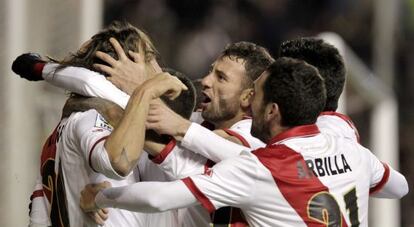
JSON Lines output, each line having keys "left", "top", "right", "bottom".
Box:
{"left": 69, "top": 109, "right": 125, "bottom": 179}
{"left": 360, "top": 145, "right": 390, "bottom": 194}
{"left": 181, "top": 152, "right": 257, "bottom": 213}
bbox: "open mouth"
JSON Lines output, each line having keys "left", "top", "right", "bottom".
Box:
{"left": 201, "top": 92, "right": 212, "bottom": 108}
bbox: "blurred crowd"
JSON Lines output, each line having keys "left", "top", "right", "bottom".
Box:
{"left": 102, "top": 0, "right": 413, "bottom": 225}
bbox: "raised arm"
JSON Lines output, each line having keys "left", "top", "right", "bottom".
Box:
{"left": 104, "top": 73, "right": 187, "bottom": 176}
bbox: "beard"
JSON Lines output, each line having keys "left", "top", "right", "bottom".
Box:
{"left": 201, "top": 98, "right": 239, "bottom": 124}
{"left": 251, "top": 108, "right": 271, "bottom": 143}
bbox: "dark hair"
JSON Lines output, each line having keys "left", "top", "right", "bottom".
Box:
{"left": 161, "top": 68, "right": 196, "bottom": 119}
{"left": 55, "top": 20, "right": 159, "bottom": 74}
{"left": 221, "top": 41, "right": 275, "bottom": 88}
{"left": 146, "top": 68, "right": 196, "bottom": 144}
{"left": 279, "top": 37, "right": 345, "bottom": 111}
{"left": 263, "top": 57, "right": 326, "bottom": 127}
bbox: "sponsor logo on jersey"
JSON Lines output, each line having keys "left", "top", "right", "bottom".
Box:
{"left": 95, "top": 113, "right": 113, "bottom": 131}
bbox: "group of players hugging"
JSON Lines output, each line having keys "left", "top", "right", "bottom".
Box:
{"left": 12, "top": 21, "right": 408, "bottom": 227}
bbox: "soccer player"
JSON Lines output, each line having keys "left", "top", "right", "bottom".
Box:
{"left": 13, "top": 39, "right": 274, "bottom": 226}
{"left": 80, "top": 57, "right": 408, "bottom": 226}
{"left": 279, "top": 37, "right": 360, "bottom": 142}
{"left": 16, "top": 21, "right": 194, "bottom": 227}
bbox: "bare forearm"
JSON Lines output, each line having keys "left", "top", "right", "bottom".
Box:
{"left": 104, "top": 89, "right": 151, "bottom": 176}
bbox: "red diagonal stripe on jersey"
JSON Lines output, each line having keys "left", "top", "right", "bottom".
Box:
{"left": 254, "top": 145, "right": 349, "bottom": 227}
{"left": 223, "top": 129, "right": 251, "bottom": 148}
{"left": 150, "top": 139, "right": 177, "bottom": 164}
{"left": 182, "top": 177, "right": 215, "bottom": 213}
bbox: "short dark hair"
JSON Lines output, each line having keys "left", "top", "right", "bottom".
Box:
{"left": 161, "top": 68, "right": 196, "bottom": 119}
{"left": 263, "top": 57, "right": 326, "bottom": 127}
{"left": 56, "top": 20, "right": 159, "bottom": 74}
{"left": 221, "top": 41, "right": 275, "bottom": 88}
{"left": 279, "top": 37, "right": 345, "bottom": 111}
{"left": 146, "top": 68, "right": 196, "bottom": 144}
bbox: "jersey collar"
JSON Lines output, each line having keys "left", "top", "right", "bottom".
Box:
{"left": 267, "top": 124, "right": 320, "bottom": 146}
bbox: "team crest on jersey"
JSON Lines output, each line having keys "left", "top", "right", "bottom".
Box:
{"left": 95, "top": 113, "right": 113, "bottom": 131}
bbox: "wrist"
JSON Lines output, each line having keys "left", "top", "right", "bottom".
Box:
{"left": 95, "top": 190, "right": 106, "bottom": 209}
{"left": 174, "top": 120, "right": 191, "bottom": 141}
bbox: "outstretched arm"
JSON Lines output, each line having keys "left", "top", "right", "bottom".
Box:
{"left": 80, "top": 153, "right": 256, "bottom": 214}
{"left": 146, "top": 104, "right": 250, "bottom": 162}
{"left": 81, "top": 181, "right": 198, "bottom": 213}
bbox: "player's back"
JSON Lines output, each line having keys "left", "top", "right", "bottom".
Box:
{"left": 249, "top": 129, "right": 378, "bottom": 226}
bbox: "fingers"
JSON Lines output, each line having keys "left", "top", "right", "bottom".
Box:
{"left": 87, "top": 211, "right": 107, "bottom": 225}
{"left": 128, "top": 50, "right": 143, "bottom": 63}
{"left": 97, "top": 209, "right": 109, "bottom": 221}
{"left": 110, "top": 38, "right": 128, "bottom": 61}
{"left": 93, "top": 63, "right": 116, "bottom": 76}
{"left": 95, "top": 51, "right": 118, "bottom": 66}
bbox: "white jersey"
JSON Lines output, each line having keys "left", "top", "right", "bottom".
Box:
{"left": 38, "top": 109, "right": 145, "bottom": 227}
{"left": 42, "top": 64, "right": 181, "bottom": 226}
{"left": 154, "top": 119, "right": 264, "bottom": 227}
{"left": 182, "top": 124, "right": 389, "bottom": 227}
{"left": 317, "top": 111, "right": 360, "bottom": 142}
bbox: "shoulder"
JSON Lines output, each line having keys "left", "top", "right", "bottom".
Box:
{"left": 226, "top": 119, "right": 266, "bottom": 149}
{"left": 68, "top": 109, "right": 113, "bottom": 134}
{"left": 317, "top": 112, "right": 360, "bottom": 141}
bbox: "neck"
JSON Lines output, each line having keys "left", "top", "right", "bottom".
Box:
{"left": 268, "top": 124, "right": 290, "bottom": 143}
{"left": 213, "top": 111, "right": 246, "bottom": 129}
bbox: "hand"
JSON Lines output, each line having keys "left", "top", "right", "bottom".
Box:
{"left": 146, "top": 100, "right": 191, "bottom": 140}
{"left": 11, "top": 53, "right": 46, "bottom": 81}
{"left": 134, "top": 72, "right": 188, "bottom": 101}
{"left": 80, "top": 181, "right": 111, "bottom": 212}
{"left": 86, "top": 208, "right": 109, "bottom": 225}
{"left": 93, "top": 38, "right": 162, "bottom": 95}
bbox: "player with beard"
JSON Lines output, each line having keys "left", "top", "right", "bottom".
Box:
{"left": 13, "top": 39, "right": 274, "bottom": 226}
{"left": 144, "top": 37, "right": 400, "bottom": 203}
{"left": 80, "top": 57, "right": 408, "bottom": 226}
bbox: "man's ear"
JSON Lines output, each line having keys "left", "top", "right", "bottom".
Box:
{"left": 240, "top": 88, "right": 254, "bottom": 108}
{"left": 264, "top": 103, "right": 281, "bottom": 124}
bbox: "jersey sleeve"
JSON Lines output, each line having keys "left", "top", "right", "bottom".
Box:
{"left": 68, "top": 109, "right": 126, "bottom": 180}
{"left": 363, "top": 145, "right": 409, "bottom": 198}
{"left": 151, "top": 140, "right": 208, "bottom": 180}
{"left": 42, "top": 63, "right": 130, "bottom": 109}
{"left": 29, "top": 175, "right": 51, "bottom": 227}
{"left": 96, "top": 180, "right": 198, "bottom": 213}
{"left": 360, "top": 145, "right": 391, "bottom": 194}
{"left": 181, "top": 123, "right": 251, "bottom": 162}
{"left": 181, "top": 152, "right": 257, "bottom": 213}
